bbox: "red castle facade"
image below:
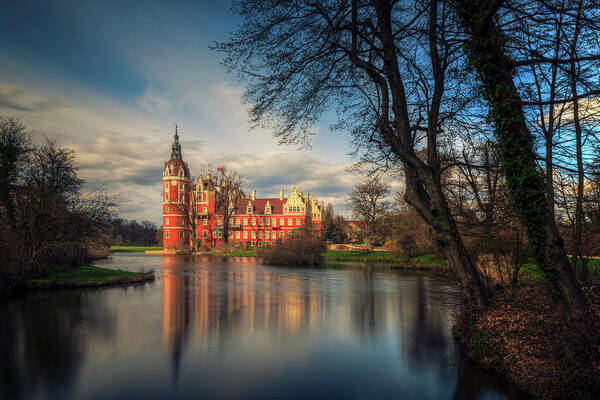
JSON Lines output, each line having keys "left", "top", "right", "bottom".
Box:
{"left": 162, "top": 128, "right": 323, "bottom": 250}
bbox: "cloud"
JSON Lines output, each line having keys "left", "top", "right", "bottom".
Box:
{"left": 0, "top": 82, "right": 69, "bottom": 112}
{"left": 136, "top": 87, "right": 171, "bottom": 113}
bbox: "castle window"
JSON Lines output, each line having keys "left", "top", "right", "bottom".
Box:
{"left": 203, "top": 230, "right": 208, "bottom": 238}
{"left": 296, "top": 219, "right": 301, "bottom": 226}
{"left": 181, "top": 218, "right": 185, "bottom": 226}
{"left": 280, "top": 218, "right": 284, "bottom": 226}
{"left": 218, "top": 218, "right": 222, "bottom": 226}
{"left": 259, "top": 219, "right": 263, "bottom": 225}
{"left": 236, "top": 231, "right": 240, "bottom": 239}
{"left": 203, "top": 218, "right": 207, "bottom": 225}
{"left": 288, "top": 218, "right": 292, "bottom": 225}
{"left": 244, "top": 219, "right": 248, "bottom": 225}
{"left": 251, "top": 231, "right": 256, "bottom": 239}
{"left": 165, "top": 193, "right": 169, "bottom": 201}
{"left": 218, "top": 231, "right": 222, "bottom": 238}
{"left": 165, "top": 218, "right": 169, "bottom": 225}
{"left": 272, "top": 231, "right": 276, "bottom": 238}
{"left": 243, "top": 231, "right": 248, "bottom": 239}
{"left": 166, "top": 206, "right": 169, "bottom": 212}
{"left": 229, "top": 218, "right": 233, "bottom": 225}
{"left": 251, "top": 219, "right": 256, "bottom": 226}
{"left": 258, "top": 231, "right": 263, "bottom": 239}
{"left": 236, "top": 218, "right": 241, "bottom": 225}
{"left": 203, "top": 207, "right": 207, "bottom": 213}
{"left": 265, "top": 231, "right": 270, "bottom": 239}
{"left": 229, "top": 231, "right": 233, "bottom": 239}
{"left": 279, "top": 231, "right": 284, "bottom": 238}
{"left": 251, "top": 241, "right": 255, "bottom": 247}
{"left": 179, "top": 231, "right": 184, "bottom": 238}
{"left": 266, "top": 218, "right": 270, "bottom": 225}
{"left": 165, "top": 230, "right": 170, "bottom": 238}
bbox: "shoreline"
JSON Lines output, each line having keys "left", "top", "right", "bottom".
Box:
{"left": 453, "top": 281, "right": 600, "bottom": 399}
{"left": 1, "top": 266, "right": 155, "bottom": 298}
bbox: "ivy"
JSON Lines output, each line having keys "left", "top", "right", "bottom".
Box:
{"left": 455, "top": 0, "right": 556, "bottom": 282}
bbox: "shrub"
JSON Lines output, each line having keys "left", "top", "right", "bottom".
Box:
{"left": 257, "top": 228, "right": 326, "bottom": 265}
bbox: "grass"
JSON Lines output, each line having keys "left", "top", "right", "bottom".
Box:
{"left": 25, "top": 265, "right": 154, "bottom": 290}
{"left": 321, "top": 250, "right": 447, "bottom": 266}
{"left": 522, "top": 257, "right": 600, "bottom": 280}
{"left": 51, "top": 265, "right": 135, "bottom": 283}
{"left": 111, "top": 245, "right": 162, "bottom": 252}
{"left": 322, "top": 250, "right": 404, "bottom": 262}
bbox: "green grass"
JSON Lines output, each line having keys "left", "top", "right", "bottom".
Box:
{"left": 50, "top": 265, "right": 135, "bottom": 283}
{"left": 111, "top": 245, "right": 162, "bottom": 252}
{"left": 216, "top": 250, "right": 257, "bottom": 257}
{"left": 523, "top": 258, "right": 600, "bottom": 280}
{"left": 321, "top": 250, "right": 447, "bottom": 265}
{"left": 322, "top": 250, "right": 403, "bottom": 262}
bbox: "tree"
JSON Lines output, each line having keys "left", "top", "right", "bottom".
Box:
{"left": 453, "top": 0, "right": 596, "bottom": 316}
{"left": 211, "top": 168, "right": 244, "bottom": 244}
{"left": 0, "top": 118, "right": 31, "bottom": 229}
{"left": 216, "top": 0, "right": 490, "bottom": 307}
{"left": 346, "top": 177, "right": 391, "bottom": 251}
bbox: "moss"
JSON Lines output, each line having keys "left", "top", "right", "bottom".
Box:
{"left": 469, "top": 329, "right": 505, "bottom": 367}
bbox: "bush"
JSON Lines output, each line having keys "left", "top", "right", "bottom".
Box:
{"left": 257, "top": 228, "right": 326, "bottom": 265}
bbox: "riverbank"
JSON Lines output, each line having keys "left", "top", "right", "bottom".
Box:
{"left": 186, "top": 249, "right": 450, "bottom": 269}
{"left": 112, "top": 245, "right": 163, "bottom": 252}
{"left": 23, "top": 265, "right": 155, "bottom": 290}
{"left": 454, "top": 281, "right": 600, "bottom": 399}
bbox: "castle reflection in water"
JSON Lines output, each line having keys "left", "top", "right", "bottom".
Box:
{"left": 159, "top": 255, "right": 458, "bottom": 379}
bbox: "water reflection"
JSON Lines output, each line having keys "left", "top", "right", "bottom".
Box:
{"left": 0, "top": 290, "right": 114, "bottom": 399}
{"left": 0, "top": 255, "right": 523, "bottom": 399}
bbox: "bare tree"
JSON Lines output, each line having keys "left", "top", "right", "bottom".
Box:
{"left": 346, "top": 177, "right": 391, "bottom": 251}
{"left": 452, "top": 0, "right": 600, "bottom": 316}
{"left": 211, "top": 168, "right": 244, "bottom": 244}
{"left": 216, "top": 0, "right": 490, "bottom": 307}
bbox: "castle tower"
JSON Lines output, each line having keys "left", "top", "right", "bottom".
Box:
{"left": 162, "top": 125, "right": 191, "bottom": 250}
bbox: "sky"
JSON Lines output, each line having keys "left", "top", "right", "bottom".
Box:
{"left": 0, "top": 0, "right": 403, "bottom": 224}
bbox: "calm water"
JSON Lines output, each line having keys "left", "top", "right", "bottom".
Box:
{"left": 0, "top": 254, "right": 522, "bottom": 400}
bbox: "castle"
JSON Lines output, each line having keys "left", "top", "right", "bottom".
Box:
{"left": 162, "top": 127, "right": 323, "bottom": 250}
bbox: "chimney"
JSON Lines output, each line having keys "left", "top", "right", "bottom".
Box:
{"left": 251, "top": 189, "right": 256, "bottom": 201}
{"left": 279, "top": 188, "right": 284, "bottom": 200}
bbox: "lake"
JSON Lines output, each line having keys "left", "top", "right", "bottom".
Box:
{"left": 0, "top": 254, "right": 523, "bottom": 399}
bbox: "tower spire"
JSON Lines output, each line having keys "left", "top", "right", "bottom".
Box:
{"left": 171, "top": 124, "right": 182, "bottom": 159}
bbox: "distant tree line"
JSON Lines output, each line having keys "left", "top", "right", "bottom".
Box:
{"left": 0, "top": 118, "right": 116, "bottom": 286}
{"left": 111, "top": 218, "right": 160, "bottom": 246}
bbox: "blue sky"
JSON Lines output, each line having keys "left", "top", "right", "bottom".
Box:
{"left": 0, "top": 0, "right": 402, "bottom": 224}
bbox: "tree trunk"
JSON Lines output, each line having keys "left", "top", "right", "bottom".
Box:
{"left": 404, "top": 164, "right": 489, "bottom": 308}
{"left": 454, "top": 0, "right": 587, "bottom": 317}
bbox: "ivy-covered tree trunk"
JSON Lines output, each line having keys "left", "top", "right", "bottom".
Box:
{"left": 454, "top": 0, "right": 587, "bottom": 317}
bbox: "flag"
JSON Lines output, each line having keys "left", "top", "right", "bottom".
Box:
{"left": 217, "top": 167, "right": 223, "bottom": 172}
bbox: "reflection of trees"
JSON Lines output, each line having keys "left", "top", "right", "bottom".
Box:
{"left": 0, "top": 291, "right": 114, "bottom": 400}
{"left": 403, "top": 275, "right": 452, "bottom": 369}
{"left": 350, "top": 267, "right": 386, "bottom": 339}
{"left": 452, "top": 361, "right": 526, "bottom": 400}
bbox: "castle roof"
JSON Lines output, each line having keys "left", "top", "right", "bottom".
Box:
{"left": 165, "top": 158, "right": 189, "bottom": 177}
{"left": 235, "top": 197, "right": 287, "bottom": 215}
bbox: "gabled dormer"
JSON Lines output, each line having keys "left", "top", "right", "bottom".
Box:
{"left": 265, "top": 200, "right": 272, "bottom": 214}
{"left": 246, "top": 200, "right": 254, "bottom": 214}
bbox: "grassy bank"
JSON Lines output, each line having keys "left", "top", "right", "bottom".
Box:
{"left": 190, "top": 249, "right": 448, "bottom": 268}
{"left": 454, "top": 281, "right": 600, "bottom": 399}
{"left": 523, "top": 258, "right": 600, "bottom": 280}
{"left": 24, "top": 265, "right": 155, "bottom": 290}
{"left": 112, "top": 245, "right": 163, "bottom": 252}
